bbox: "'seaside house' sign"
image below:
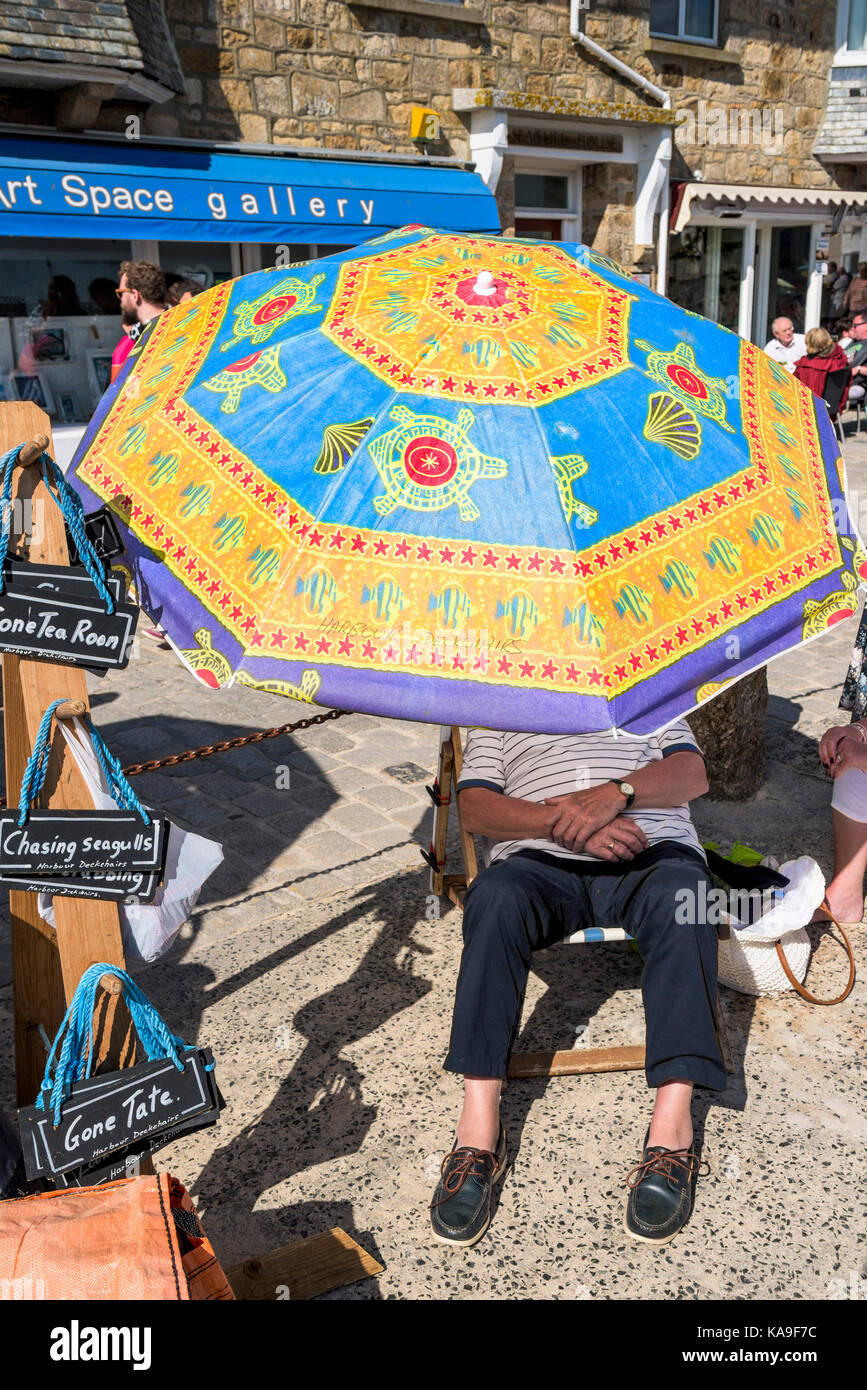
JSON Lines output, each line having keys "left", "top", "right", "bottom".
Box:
{"left": 0, "top": 809, "right": 167, "bottom": 874}
{"left": 19, "top": 1048, "right": 219, "bottom": 1182}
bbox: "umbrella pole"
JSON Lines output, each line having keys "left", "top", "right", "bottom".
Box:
{"left": 0, "top": 403, "right": 133, "bottom": 1105}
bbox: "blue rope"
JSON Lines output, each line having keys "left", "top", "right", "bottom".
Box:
{"left": 36, "top": 964, "right": 202, "bottom": 1128}
{"left": 0, "top": 443, "right": 114, "bottom": 611}
{"left": 17, "top": 699, "right": 66, "bottom": 826}
{"left": 39, "top": 453, "right": 115, "bottom": 614}
{"left": 16, "top": 702, "right": 150, "bottom": 825}
{"left": 0, "top": 445, "right": 20, "bottom": 581}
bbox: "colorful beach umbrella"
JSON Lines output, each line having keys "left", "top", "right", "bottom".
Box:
{"left": 69, "top": 225, "right": 863, "bottom": 735}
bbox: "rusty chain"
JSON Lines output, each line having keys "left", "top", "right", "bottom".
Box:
{"left": 119, "top": 706, "right": 349, "bottom": 777}
{"left": 0, "top": 707, "right": 350, "bottom": 808}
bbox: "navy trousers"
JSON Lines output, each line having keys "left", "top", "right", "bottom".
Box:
{"left": 444, "top": 845, "right": 726, "bottom": 1091}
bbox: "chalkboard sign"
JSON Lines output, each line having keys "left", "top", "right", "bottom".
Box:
{"left": 4, "top": 560, "right": 126, "bottom": 606}
{"left": 0, "top": 865, "right": 161, "bottom": 903}
{"left": 19, "top": 1048, "right": 220, "bottom": 1182}
{"left": 46, "top": 1070, "right": 225, "bottom": 1188}
{"left": 0, "top": 809, "right": 168, "bottom": 874}
{"left": 0, "top": 583, "right": 137, "bottom": 668}
{"left": 66, "top": 507, "right": 126, "bottom": 564}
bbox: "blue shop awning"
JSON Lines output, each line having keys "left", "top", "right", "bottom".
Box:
{"left": 0, "top": 136, "right": 500, "bottom": 243}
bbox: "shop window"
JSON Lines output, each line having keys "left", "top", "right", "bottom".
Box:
{"left": 0, "top": 237, "right": 130, "bottom": 427}
{"left": 157, "top": 242, "right": 235, "bottom": 294}
{"left": 650, "top": 0, "right": 718, "bottom": 45}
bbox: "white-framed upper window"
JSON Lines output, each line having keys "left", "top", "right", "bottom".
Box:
{"left": 650, "top": 0, "right": 719, "bottom": 46}
{"left": 836, "top": 0, "right": 867, "bottom": 62}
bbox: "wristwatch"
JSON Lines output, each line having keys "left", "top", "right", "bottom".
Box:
{"left": 609, "top": 779, "right": 635, "bottom": 809}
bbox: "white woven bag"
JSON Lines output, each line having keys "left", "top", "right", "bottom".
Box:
{"left": 717, "top": 856, "right": 855, "bottom": 1003}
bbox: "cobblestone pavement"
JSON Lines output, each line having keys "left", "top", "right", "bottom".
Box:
{"left": 1, "top": 428, "right": 866, "bottom": 1301}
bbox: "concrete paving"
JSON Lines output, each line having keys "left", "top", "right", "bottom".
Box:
{"left": 1, "top": 426, "right": 866, "bottom": 1300}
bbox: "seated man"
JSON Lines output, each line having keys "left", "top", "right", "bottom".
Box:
{"left": 429, "top": 719, "right": 724, "bottom": 1248}
{"left": 763, "top": 316, "right": 806, "bottom": 373}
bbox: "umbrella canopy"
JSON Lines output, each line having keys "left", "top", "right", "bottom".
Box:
{"left": 70, "top": 225, "right": 863, "bottom": 735}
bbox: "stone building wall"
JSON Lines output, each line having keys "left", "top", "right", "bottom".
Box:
{"left": 0, "top": 0, "right": 857, "bottom": 263}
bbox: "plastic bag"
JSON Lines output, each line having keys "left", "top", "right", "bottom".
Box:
{"left": 716, "top": 855, "right": 824, "bottom": 996}
{"left": 38, "top": 718, "right": 223, "bottom": 963}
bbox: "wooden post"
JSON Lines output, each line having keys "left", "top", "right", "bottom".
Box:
{"left": 0, "top": 402, "right": 130, "bottom": 1104}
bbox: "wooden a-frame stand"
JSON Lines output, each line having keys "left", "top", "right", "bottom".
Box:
{"left": 0, "top": 403, "right": 133, "bottom": 1104}
{"left": 427, "top": 726, "right": 732, "bottom": 1080}
{"left": 1, "top": 404, "right": 381, "bottom": 1299}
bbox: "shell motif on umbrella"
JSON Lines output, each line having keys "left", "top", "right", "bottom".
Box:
{"left": 70, "top": 225, "right": 863, "bottom": 734}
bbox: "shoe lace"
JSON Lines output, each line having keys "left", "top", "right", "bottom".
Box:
{"left": 624, "top": 1146, "right": 708, "bottom": 1189}
{"left": 430, "top": 1145, "right": 495, "bottom": 1208}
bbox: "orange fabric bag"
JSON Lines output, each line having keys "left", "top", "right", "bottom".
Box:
{"left": 0, "top": 1171, "right": 233, "bottom": 1301}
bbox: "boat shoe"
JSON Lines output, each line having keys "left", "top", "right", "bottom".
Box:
{"left": 623, "top": 1129, "right": 707, "bottom": 1245}
{"left": 429, "top": 1126, "right": 508, "bottom": 1247}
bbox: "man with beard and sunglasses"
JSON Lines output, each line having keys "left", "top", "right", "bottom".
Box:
{"left": 110, "top": 260, "right": 167, "bottom": 383}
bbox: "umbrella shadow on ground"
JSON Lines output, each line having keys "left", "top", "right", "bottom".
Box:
{"left": 144, "top": 865, "right": 434, "bottom": 1272}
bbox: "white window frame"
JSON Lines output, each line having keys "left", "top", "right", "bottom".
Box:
{"left": 835, "top": 0, "right": 867, "bottom": 65}
{"left": 513, "top": 162, "right": 582, "bottom": 242}
{"left": 650, "top": 0, "right": 719, "bottom": 47}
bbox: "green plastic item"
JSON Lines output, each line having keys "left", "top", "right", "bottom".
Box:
{"left": 701, "top": 837, "right": 765, "bottom": 866}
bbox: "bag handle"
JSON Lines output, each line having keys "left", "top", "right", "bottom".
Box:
{"left": 17, "top": 700, "right": 150, "bottom": 826}
{"left": 36, "top": 963, "right": 209, "bottom": 1126}
{"left": 775, "top": 898, "right": 856, "bottom": 1005}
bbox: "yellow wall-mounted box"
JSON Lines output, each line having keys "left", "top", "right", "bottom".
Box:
{"left": 411, "top": 107, "right": 441, "bottom": 141}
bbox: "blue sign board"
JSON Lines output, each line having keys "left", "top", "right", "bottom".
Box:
{"left": 0, "top": 137, "right": 500, "bottom": 243}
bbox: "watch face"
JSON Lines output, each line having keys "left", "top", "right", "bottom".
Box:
{"left": 621, "top": 782, "right": 635, "bottom": 796}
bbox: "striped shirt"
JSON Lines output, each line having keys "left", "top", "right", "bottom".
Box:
{"left": 457, "top": 721, "right": 705, "bottom": 864}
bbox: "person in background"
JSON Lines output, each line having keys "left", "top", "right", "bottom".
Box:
{"left": 165, "top": 274, "right": 204, "bottom": 307}
{"left": 835, "top": 317, "right": 856, "bottom": 357}
{"left": 793, "top": 326, "right": 850, "bottom": 407}
{"left": 816, "top": 661, "right": 867, "bottom": 928}
{"left": 112, "top": 260, "right": 168, "bottom": 645}
{"left": 111, "top": 260, "right": 166, "bottom": 384}
{"left": 42, "top": 274, "right": 82, "bottom": 317}
{"left": 763, "top": 317, "right": 806, "bottom": 372}
{"left": 88, "top": 277, "right": 119, "bottom": 315}
{"left": 830, "top": 264, "right": 852, "bottom": 321}
{"left": 844, "top": 263, "right": 867, "bottom": 318}
{"left": 843, "top": 312, "right": 867, "bottom": 409}
{"left": 821, "top": 262, "right": 837, "bottom": 327}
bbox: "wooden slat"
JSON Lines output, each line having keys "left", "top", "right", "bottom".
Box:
{"left": 450, "top": 725, "right": 479, "bottom": 885}
{"left": 430, "top": 726, "right": 453, "bottom": 897}
{"left": 507, "top": 1045, "right": 647, "bottom": 1078}
{"left": 0, "top": 402, "right": 129, "bottom": 1103}
{"left": 227, "top": 1228, "right": 383, "bottom": 1301}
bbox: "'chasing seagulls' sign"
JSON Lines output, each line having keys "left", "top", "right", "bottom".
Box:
{"left": 0, "top": 809, "right": 167, "bottom": 874}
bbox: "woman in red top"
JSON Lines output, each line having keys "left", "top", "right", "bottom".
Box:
{"left": 793, "top": 327, "right": 850, "bottom": 410}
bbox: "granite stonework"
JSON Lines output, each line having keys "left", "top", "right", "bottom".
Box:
{"left": 0, "top": 2, "right": 861, "bottom": 274}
